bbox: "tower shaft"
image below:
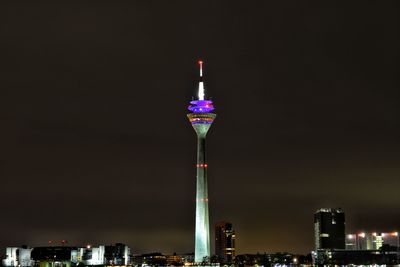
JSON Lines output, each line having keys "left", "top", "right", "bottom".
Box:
{"left": 188, "top": 113, "right": 216, "bottom": 263}
{"left": 195, "top": 135, "right": 210, "bottom": 263}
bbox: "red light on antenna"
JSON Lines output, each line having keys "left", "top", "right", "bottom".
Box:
{"left": 198, "top": 60, "right": 203, "bottom": 65}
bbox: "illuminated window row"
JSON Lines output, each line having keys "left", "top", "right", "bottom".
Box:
{"left": 189, "top": 118, "right": 214, "bottom": 123}
{"left": 197, "top": 198, "right": 209, "bottom": 202}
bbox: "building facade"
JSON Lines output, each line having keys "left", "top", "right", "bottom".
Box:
{"left": 346, "top": 232, "right": 399, "bottom": 250}
{"left": 313, "top": 249, "right": 398, "bottom": 265}
{"left": 314, "top": 208, "right": 345, "bottom": 250}
{"left": 215, "top": 221, "right": 236, "bottom": 264}
{"left": 3, "top": 244, "right": 131, "bottom": 267}
{"left": 2, "top": 247, "right": 33, "bottom": 267}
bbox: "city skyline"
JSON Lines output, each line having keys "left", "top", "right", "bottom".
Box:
{"left": 0, "top": 1, "right": 399, "bottom": 255}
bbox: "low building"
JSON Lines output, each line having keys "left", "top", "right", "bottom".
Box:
{"left": 104, "top": 243, "right": 130, "bottom": 265}
{"left": 234, "top": 253, "right": 303, "bottom": 267}
{"left": 165, "top": 254, "right": 183, "bottom": 266}
{"left": 81, "top": 245, "right": 105, "bottom": 265}
{"left": 131, "top": 252, "right": 167, "bottom": 267}
{"left": 31, "top": 246, "right": 76, "bottom": 267}
{"left": 313, "top": 249, "right": 399, "bottom": 265}
{"left": 3, "top": 243, "right": 131, "bottom": 267}
{"left": 177, "top": 253, "right": 194, "bottom": 264}
{"left": 2, "top": 247, "right": 33, "bottom": 267}
{"left": 346, "top": 232, "right": 399, "bottom": 250}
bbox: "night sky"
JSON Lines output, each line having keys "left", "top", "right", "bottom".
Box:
{"left": 0, "top": 1, "right": 399, "bottom": 255}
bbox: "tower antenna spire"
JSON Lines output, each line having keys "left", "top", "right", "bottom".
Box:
{"left": 198, "top": 60, "right": 205, "bottom": 100}
{"left": 199, "top": 60, "right": 203, "bottom": 77}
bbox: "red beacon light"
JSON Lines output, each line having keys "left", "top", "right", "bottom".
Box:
{"left": 198, "top": 60, "right": 203, "bottom": 65}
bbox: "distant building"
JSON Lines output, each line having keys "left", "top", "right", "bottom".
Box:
{"left": 234, "top": 253, "right": 303, "bottom": 266}
{"left": 177, "top": 253, "right": 194, "bottom": 264}
{"left": 165, "top": 254, "right": 184, "bottom": 266}
{"left": 31, "top": 246, "right": 76, "bottom": 267}
{"left": 346, "top": 232, "right": 399, "bottom": 250}
{"left": 314, "top": 208, "right": 345, "bottom": 250}
{"left": 2, "top": 247, "right": 33, "bottom": 267}
{"left": 132, "top": 252, "right": 188, "bottom": 266}
{"left": 104, "top": 243, "right": 130, "bottom": 265}
{"left": 132, "top": 252, "right": 167, "bottom": 266}
{"left": 313, "top": 249, "right": 398, "bottom": 265}
{"left": 215, "top": 221, "right": 236, "bottom": 264}
{"left": 3, "top": 243, "right": 131, "bottom": 267}
{"left": 82, "top": 245, "right": 105, "bottom": 265}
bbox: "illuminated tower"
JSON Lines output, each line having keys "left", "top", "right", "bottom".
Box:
{"left": 187, "top": 60, "right": 216, "bottom": 263}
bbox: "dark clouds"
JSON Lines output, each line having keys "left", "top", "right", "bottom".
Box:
{"left": 0, "top": 0, "right": 399, "bottom": 255}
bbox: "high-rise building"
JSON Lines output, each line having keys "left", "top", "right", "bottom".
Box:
{"left": 187, "top": 60, "right": 216, "bottom": 263}
{"left": 314, "top": 208, "right": 345, "bottom": 250}
{"left": 215, "top": 221, "right": 236, "bottom": 264}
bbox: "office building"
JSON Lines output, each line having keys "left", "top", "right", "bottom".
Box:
{"left": 3, "top": 243, "right": 131, "bottom": 267}
{"left": 82, "top": 245, "right": 106, "bottom": 265}
{"left": 346, "top": 232, "right": 399, "bottom": 250}
{"left": 31, "top": 246, "right": 76, "bottom": 267}
{"left": 215, "top": 221, "right": 236, "bottom": 264}
{"left": 2, "top": 247, "right": 33, "bottom": 267}
{"left": 104, "top": 243, "right": 130, "bottom": 265}
{"left": 313, "top": 249, "right": 398, "bottom": 265}
{"left": 314, "top": 208, "right": 345, "bottom": 250}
